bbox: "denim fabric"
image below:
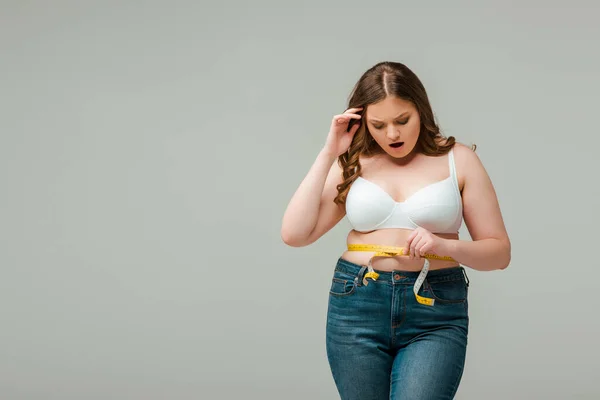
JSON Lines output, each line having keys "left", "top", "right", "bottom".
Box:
{"left": 326, "top": 257, "right": 470, "bottom": 400}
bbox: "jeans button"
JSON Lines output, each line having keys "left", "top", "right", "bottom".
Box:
{"left": 394, "top": 274, "right": 401, "bottom": 280}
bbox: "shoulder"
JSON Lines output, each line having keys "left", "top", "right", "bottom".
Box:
{"left": 436, "top": 137, "right": 478, "bottom": 164}
{"left": 450, "top": 142, "right": 483, "bottom": 190}
{"left": 451, "top": 142, "right": 479, "bottom": 163}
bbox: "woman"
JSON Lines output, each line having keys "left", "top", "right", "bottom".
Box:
{"left": 281, "top": 61, "right": 511, "bottom": 400}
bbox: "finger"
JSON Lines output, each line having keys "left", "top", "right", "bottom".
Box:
{"left": 406, "top": 229, "right": 421, "bottom": 256}
{"left": 335, "top": 114, "right": 361, "bottom": 124}
{"left": 420, "top": 242, "right": 431, "bottom": 257}
{"left": 410, "top": 235, "right": 422, "bottom": 259}
{"left": 349, "top": 121, "right": 361, "bottom": 134}
{"left": 413, "top": 237, "right": 425, "bottom": 260}
{"left": 335, "top": 113, "right": 362, "bottom": 122}
{"left": 406, "top": 230, "right": 417, "bottom": 249}
{"left": 344, "top": 107, "right": 364, "bottom": 114}
{"left": 404, "top": 239, "right": 413, "bottom": 257}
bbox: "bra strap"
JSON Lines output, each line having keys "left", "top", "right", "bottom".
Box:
{"left": 448, "top": 148, "right": 458, "bottom": 185}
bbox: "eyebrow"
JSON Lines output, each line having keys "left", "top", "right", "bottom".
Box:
{"left": 368, "top": 112, "right": 409, "bottom": 122}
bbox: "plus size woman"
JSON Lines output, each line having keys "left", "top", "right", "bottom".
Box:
{"left": 281, "top": 61, "right": 511, "bottom": 400}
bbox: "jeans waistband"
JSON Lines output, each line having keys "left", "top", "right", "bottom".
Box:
{"left": 335, "top": 257, "right": 468, "bottom": 285}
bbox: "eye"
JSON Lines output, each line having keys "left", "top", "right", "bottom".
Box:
{"left": 371, "top": 119, "right": 408, "bottom": 129}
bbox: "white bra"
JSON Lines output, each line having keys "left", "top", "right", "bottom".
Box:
{"left": 345, "top": 148, "right": 463, "bottom": 234}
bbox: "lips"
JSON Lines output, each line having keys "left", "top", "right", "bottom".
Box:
{"left": 389, "top": 142, "right": 404, "bottom": 148}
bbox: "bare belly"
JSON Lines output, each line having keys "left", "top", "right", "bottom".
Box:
{"left": 342, "top": 229, "right": 460, "bottom": 272}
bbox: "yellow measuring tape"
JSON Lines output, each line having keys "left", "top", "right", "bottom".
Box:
{"left": 347, "top": 244, "right": 457, "bottom": 306}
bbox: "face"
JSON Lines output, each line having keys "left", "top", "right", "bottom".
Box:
{"left": 365, "top": 96, "right": 421, "bottom": 158}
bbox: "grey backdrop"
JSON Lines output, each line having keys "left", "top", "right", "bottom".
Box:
{"left": 1, "top": 1, "right": 598, "bottom": 399}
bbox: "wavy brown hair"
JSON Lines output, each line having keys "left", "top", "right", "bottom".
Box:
{"left": 334, "top": 61, "right": 475, "bottom": 205}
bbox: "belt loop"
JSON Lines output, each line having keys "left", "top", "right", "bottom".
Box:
{"left": 356, "top": 265, "right": 367, "bottom": 286}
{"left": 462, "top": 268, "right": 470, "bottom": 287}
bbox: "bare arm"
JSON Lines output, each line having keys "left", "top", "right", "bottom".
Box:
{"left": 281, "top": 148, "right": 346, "bottom": 247}
{"left": 444, "top": 144, "right": 511, "bottom": 271}
{"left": 281, "top": 107, "right": 362, "bottom": 247}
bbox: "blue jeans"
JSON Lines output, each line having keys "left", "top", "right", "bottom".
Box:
{"left": 326, "top": 258, "right": 470, "bottom": 400}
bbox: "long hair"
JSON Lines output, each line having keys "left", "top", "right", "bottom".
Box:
{"left": 334, "top": 61, "right": 475, "bottom": 205}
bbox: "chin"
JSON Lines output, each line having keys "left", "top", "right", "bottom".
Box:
{"left": 386, "top": 145, "right": 416, "bottom": 158}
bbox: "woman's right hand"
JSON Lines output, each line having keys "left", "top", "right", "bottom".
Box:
{"left": 323, "top": 107, "right": 363, "bottom": 157}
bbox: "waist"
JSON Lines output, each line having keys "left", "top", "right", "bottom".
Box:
{"left": 341, "top": 251, "right": 458, "bottom": 272}
{"left": 345, "top": 229, "right": 460, "bottom": 272}
{"left": 347, "top": 227, "right": 459, "bottom": 243}
{"left": 334, "top": 257, "right": 465, "bottom": 284}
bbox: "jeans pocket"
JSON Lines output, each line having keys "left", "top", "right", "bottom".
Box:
{"left": 426, "top": 279, "right": 468, "bottom": 304}
{"left": 329, "top": 270, "right": 357, "bottom": 297}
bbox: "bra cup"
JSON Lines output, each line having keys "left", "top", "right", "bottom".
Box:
{"left": 346, "top": 179, "right": 396, "bottom": 231}
{"left": 407, "top": 204, "right": 456, "bottom": 233}
{"left": 405, "top": 180, "right": 460, "bottom": 232}
{"left": 345, "top": 176, "right": 462, "bottom": 233}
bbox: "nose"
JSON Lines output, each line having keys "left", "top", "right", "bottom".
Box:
{"left": 387, "top": 125, "right": 400, "bottom": 141}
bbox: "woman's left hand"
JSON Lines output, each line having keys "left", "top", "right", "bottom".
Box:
{"left": 405, "top": 227, "right": 450, "bottom": 259}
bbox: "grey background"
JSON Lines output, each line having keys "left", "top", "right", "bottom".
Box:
{"left": 1, "top": 1, "right": 598, "bottom": 399}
